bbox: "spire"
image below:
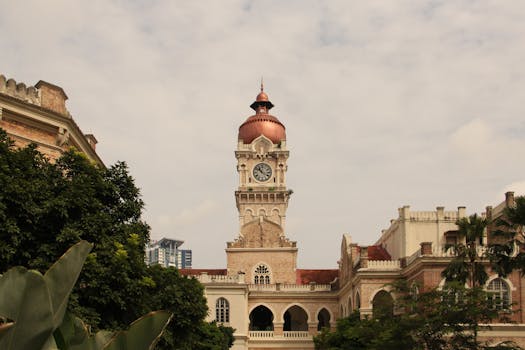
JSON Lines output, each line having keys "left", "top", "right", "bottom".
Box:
{"left": 250, "top": 80, "right": 274, "bottom": 111}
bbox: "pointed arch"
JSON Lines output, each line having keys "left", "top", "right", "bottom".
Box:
{"left": 215, "top": 297, "right": 230, "bottom": 323}
{"left": 253, "top": 262, "right": 272, "bottom": 284}
{"left": 372, "top": 290, "right": 394, "bottom": 319}
{"left": 355, "top": 290, "right": 361, "bottom": 310}
{"left": 283, "top": 304, "right": 309, "bottom": 331}
{"left": 317, "top": 307, "right": 331, "bottom": 330}
{"left": 249, "top": 304, "right": 274, "bottom": 331}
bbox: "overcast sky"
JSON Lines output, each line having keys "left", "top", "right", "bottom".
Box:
{"left": 1, "top": 1, "right": 525, "bottom": 268}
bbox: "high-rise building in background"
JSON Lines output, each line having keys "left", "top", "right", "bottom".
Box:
{"left": 146, "top": 238, "right": 192, "bottom": 269}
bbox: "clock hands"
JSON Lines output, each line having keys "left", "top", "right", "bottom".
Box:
{"left": 253, "top": 163, "right": 272, "bottom": 181}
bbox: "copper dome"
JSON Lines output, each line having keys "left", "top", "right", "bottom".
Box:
{"left": 238, "top": 86, "right": 286, "bottom": 144}
{"left": 256, "top": 91, "right": 269, "bottom": 102}
{"left": 238, "top": 114, "right": 286, "bottom": 144}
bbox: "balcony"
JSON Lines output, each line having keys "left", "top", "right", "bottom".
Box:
{"left": 248, "top": 283, "right": 331, "bottom": 292}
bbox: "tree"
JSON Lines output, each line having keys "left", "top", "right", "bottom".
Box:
{"left": 314, "top": 311, "right": 416, "bottom": 350}
{"left": 314, "top": 283, "right": 518, "bottom": 350}
{"left": 442, "top": 213, "right": 489, "bottom": 288}
{"left": 0, "top": 129, "right": 233, "bottom": 349}
{"left": 490, "top": 196, "right": 525, "bottom": 277}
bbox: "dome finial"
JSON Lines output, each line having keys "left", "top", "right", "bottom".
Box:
{"left": 261, "top": 76, "right": 264, "bottom": 92}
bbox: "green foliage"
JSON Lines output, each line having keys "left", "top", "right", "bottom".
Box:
{"left": 314, "top": 311, "right": 416, "bottom": 350}
{"left": 315, "top": 281, "right": 520, "bottom": 350}
{"left": 145, "top": 265, "right": 234, "bottom": 350}
{"left": 0, "top": 241, "right": 92, "bottom": 349}
{"left": 491, "top": 196, "right": 525, "bottom": 276}
{"left": 68, "top": 311, "right": 173, "bottom": 350}
{"left": 442, "top": 214, "right": 489, "bottom": 288}
{"left": 0, "top": 129, "right": 233, "bottom": 349}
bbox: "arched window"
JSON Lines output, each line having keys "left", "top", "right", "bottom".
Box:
{"left": 409, "top": 283, "right": 419, "bottom": 312}
{"left": 215, "top": 297, "right": 230, "bottom": 323}
{"left": 317, "top": 308, "right": 331, "bottom": 331}
{"left": 372, "top": 290, "right": 394, "bottom": 319}
{"left": 487, "top": 278, "right": 510, "bottom": 310}
{"left": 254, "top": 264, "right": 271, "bottom": 284}
{"left": 410, "top": 283, "right": 419, "bottom": 299}
{"left": 355, "top": 291, "right": 361, "bottom": 310}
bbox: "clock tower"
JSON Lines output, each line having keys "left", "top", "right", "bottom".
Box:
{"left": 226, "top": 85, "right": 297, "bottom": 284}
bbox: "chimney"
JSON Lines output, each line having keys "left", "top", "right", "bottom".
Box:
{"left": 399, "top": 205, "right": 410, "bottom": 220}
{"left": 35, "top": 80, "right": 68, "bottom": 116}
{"left": 420, "top": 242, "right": 433, "bottom": 256}
{"left": 359, "top": 246, "right": 369, "bottom": 268}
{"left": 436, "top": 206, "right": 445, "bottom": 220}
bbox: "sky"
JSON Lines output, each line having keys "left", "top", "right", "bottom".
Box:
{"left": 1, "top": 1, "right": 525, "bottom": 268}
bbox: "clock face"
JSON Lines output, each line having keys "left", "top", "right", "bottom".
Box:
{"left": 253, "top": 163, "right": 272, "bottom": 182}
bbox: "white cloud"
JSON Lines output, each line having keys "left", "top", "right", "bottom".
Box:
{"left": 1, "top": 0, "right": 525, "bottom": 267}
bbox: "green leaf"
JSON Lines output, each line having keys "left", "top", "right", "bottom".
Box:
{"left": 44, "top": 240, "right": 93, "bottom": 328}
{"left": 0, "top": 267, "right": 54, "bottom": 350}
{"left": 53, "top": 311, "right": 89, "bottom": 349}
{"left": 105, "top": 310, "right": 173, "bottom": 350}
{"left": 70, "top": 330, "right": 114, "bottom": 350}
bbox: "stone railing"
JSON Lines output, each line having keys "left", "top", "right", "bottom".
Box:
{"left": 248, "top": 283, "right": 331, "bottom": 292}
{"left": 249, "top": 284, "right": 276, "bottom": 291}
{"left": 366, "top": 260, "right": 401, "bottom": 270}
{"left": 283, "top": 331, "right": 310, "bottom": 338}
{"left": 248, "top": 331, "right": 311, "bottom": 339}
{"left": 406, "top": 249, "right": 422, "bottom": 266}
{"left": 408, "top": 211, "right": 459, "bottom": 221}
{"left": 249, "top": 331, "right": 274, "bottom": 338}
{"left": 406, "top": 245, "right": 462, "bottom": 266}
{"left": 196, "top": 274, "right": 244, "bottom": 284}
{"left": 432, "top": 246, "right": 457, "bottom": 257}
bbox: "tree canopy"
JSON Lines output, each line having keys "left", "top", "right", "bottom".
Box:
{"left": 0, "top": 129, "right": 233, "bottom": 349}
{"left": 315, "top": 282, "right": 519, "bottom": 350}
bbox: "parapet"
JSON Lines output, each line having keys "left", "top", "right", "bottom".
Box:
{"left": 0, "top": 74, "right": 70, "bottom": 117}
{"left": 0, "top": 74, "right": 41, "bottom": 105}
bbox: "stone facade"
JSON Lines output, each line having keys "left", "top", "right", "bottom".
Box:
{"left": 183, "top": 87, "right": 525, "bottom": 349}
{"left": 0, "top": 73, "right": 102, "bottom": 165}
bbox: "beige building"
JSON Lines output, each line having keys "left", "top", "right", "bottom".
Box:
{"left": 0, "top": 73, "right": 102, "bottom": 165}
{"left": 182, "top": 86, "right": 525, "bottom": 349}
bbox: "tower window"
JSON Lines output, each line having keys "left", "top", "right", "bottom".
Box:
{"left": 215, "top": 297, "right": 230, "bottom": 323}
{"left": 254, "top": 264, "right": 271, "bottom": 284}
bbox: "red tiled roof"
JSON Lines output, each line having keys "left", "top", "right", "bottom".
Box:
{"left": 296, "top": 269, "right": 338, "bottom": 285}
{"left": 367, "top": 246, "right": 391, "bottom": 260}
{"left": 179, "top": 269, "right": 227, "bottom": 276}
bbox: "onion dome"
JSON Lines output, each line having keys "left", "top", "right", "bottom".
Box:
{"left": 238, "top": 83, "right": 286, "bottom": 144}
